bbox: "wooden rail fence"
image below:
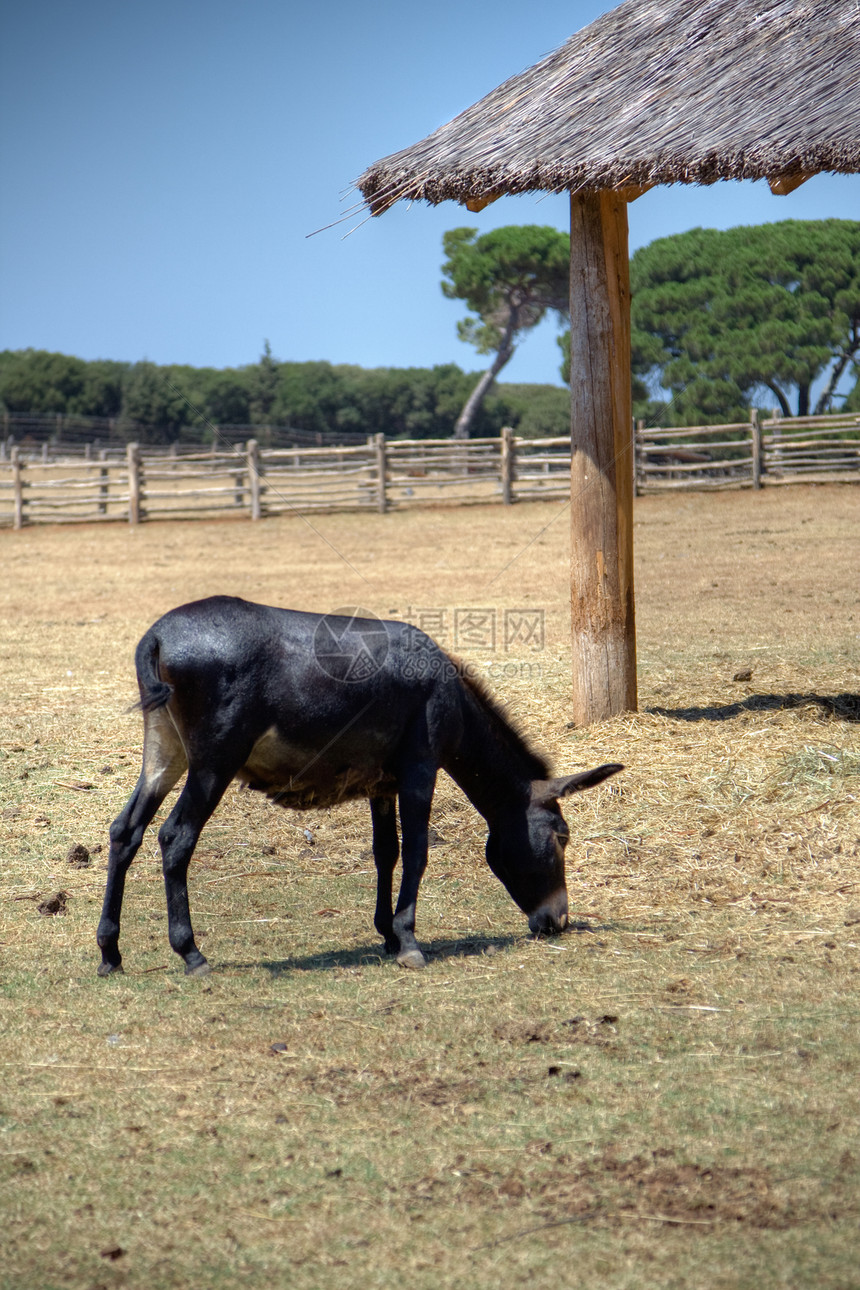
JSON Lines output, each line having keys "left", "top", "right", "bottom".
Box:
{"left": 634, "top": 410, "right": 860, "bottom": 492}
{"left": 1, "top": 414, "right": 858, "bottom": 528}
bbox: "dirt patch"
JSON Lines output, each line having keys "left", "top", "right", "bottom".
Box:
{"left": 415, "top": 1146, "right": 844, "bottom": 1231}
{"left": 493, "top": 1014, "right": 620, "bottom": 1048}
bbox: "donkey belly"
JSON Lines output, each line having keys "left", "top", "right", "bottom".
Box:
{"left": 237, "top": 725, "right": 396, "bottom": 808}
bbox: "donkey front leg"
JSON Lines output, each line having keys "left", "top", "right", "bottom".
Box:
{"left": 157, "top": 768, "right": 230, "bottom": 975}
{"left": 370, "top": 795, "right": 400, "bottom": 955}
{"left": 392, "top": 763, "right": 437, "bottom": 969}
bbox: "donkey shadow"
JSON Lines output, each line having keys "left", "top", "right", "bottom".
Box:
{"left": 648, "top": 692, "right": 860, "bottom": 724}
{"left": 222, "top": 930, "right": 525, "bottom": 978}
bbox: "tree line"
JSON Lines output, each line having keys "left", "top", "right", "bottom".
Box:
{"left": 3, "top": 219, "right": 858, "bottom": 444}
{"left": 0, "top": 345, "right": 570, "bottom": 445}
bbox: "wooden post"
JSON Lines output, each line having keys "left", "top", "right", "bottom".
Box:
{"left": 98, "top": 448, "right": 109, "bottom": 514}
{"left": 246, "top": 439, "right": 262, "bottom": 520}
{"left": 634, "top": 419, "right": 645, "bottom": 496}
{"left": 770, "top": 406, "right": 783, "bottom": 476}
{"left": 750, "top": 407, "right": 762, "bottom": 489}
{"left": 374, "top": 433, "right": 387, "bottom": 513}
{"left": 568, "top": 189, "right": 637, "bottom": 725}
{"left": 500, "top": 426, "right": 515, "bottom": 504}
{"left": 127, "top": 442, "right": 141, "bottom": 525}
{"left": 11, "top": 447, "right": 24, "bottom": 529}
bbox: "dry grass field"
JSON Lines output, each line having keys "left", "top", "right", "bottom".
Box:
{"left": 1, "top": 485, "right": 859, "bottom": 1289}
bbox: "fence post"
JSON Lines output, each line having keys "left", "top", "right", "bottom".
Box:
{"left": 233, "top": 446, "right": 245, "bottom": 507}
{"left": 11, "top": 447, "right": 24, "bottom": 529}
{"left": 98, "top": 448, "right": 109, "bottom": 514}
{"left": 769, "top": 407, "right": 783, "bottom": 477}
{"left": 500, "top": 426, "right": 515, "bottom": 504}
{"left": 750, "top": 408, "right": 762, "bottom": 489}
{"left": 634, "top": 419, "right": 644, "bottom": 496}
{"left": 246, "top": 439, "right": 262, "bottom": 520}
{"left": 127, "top": 442, "right": 142, "bottom": 525}
{"left": 374, "top": 433, "right": 387, "bottom": 513}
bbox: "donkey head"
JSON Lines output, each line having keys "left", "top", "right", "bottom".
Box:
{"left": 485, "top": 763, "right": 623, "bottom": 935}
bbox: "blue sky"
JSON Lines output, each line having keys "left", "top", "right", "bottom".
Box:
{"left": 1, "top": 0, "right": 858, "bottom": 387}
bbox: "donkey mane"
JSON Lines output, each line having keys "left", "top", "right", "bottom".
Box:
{"left": 454, "top": 658, "right": 552, "bottom": 781}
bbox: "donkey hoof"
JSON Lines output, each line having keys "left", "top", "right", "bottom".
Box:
{"left": 97, "top": 961, "right": 123, "bottom": 977}
{"left": 185, "top": 958, "right": 212, "bottom": 978}
{"left": 396, "top": 948, "right": 427, "bottom": 970}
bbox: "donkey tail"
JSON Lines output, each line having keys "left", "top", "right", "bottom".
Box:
{"left": 134, "top": 630, "right": 174, "bottom": 712}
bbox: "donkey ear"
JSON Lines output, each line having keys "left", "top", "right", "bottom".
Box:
{"left": 531, "top": 763, "right": 623, "bottom": 805}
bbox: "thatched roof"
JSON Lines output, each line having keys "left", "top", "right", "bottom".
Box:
{"left": 357, "top": 0, "right": 860, "bottom": 214}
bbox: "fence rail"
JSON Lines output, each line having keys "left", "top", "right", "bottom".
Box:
{"left": 634, "top": 410, "right": 860, "bottom": 493}
{"left": 1, "top": 413, "right": 859, "bottom": 528}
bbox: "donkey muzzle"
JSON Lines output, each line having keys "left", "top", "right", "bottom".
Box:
{"left": 528, "top": 889, "right": 569, "bottom": 936}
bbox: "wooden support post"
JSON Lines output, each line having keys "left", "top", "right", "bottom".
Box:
{"left": 500, "top": 426, "right": 515, "bottom": 504}
{"left": 11, "top": 447, "right": 24, "bottom": 529}
{"left": 246, "top": 439, "right": 262, "bottom": 520}
{"left": 374, "top": 433, "right": 387, "bottom": 513}
{"left": 750, "top": 407, "right": 762, "bottom": 489}
{"left": 568, "top": 189, "right": 637, "bottom": 725}
{"left": 127, "top": 442, "right": 141, "bottom": 525}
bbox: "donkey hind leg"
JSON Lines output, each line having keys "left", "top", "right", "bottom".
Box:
{"left": 370, "top": 795, "right": 400, "bottom": 955}
{"left": 97, "top": 709, "right": 187, "bottom": 976}
{"left": 158, "top": 765, "right": 233, "bottom": 976}
{"left": 392, "top": 763, "right": 437, "bottom": 970}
